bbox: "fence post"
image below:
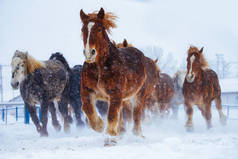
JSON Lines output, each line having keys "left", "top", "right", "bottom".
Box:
{"left": 16, "top": 107, "right": 18, "bottom": 121}
{"left": 24, "top": 106, "right": 29, "bottom": 124}
{"left": 6, "top": 107, "right": 7, "bottom": 124}
{"left": 38, "top": 107, "right": 41, "bottom": 122}
{"left": 2, "top": 109, "right": 4, "bottom": 121}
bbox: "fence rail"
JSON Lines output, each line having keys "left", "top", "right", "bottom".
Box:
{"left": 0, "top": 102, "right": 238, "bottom": 124}
{"left": 0, "top": 102, "right": 40, "bottom": 124}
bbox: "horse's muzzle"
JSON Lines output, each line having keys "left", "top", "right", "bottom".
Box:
{"left": 186, "top": 74, "right": 195, "bottom": 83}
{"left": 11, "top": 81, "right": 19, "bottom": 90}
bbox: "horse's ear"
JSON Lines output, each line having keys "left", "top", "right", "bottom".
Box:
{"left": 123, "top": 39, "right": 128, "bottom": 47}
{"left": 97, "top": 7, "right": 105, "bottom": 19}
{"left": 80, "top": 9, "right": 88, "bottom": 23}
{"left": 199, "top": 47, "right": 204, "bottom": 53}
{"left": 112, "top": 40, "right": 116, "bottom": 46}
{"left": 154, "top": 58, "right": 158, "bottom": 63}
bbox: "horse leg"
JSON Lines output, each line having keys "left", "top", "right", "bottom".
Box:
{"left": 39, "top": 100, "right": 49, "bottom": 137}
{"left": 117, "top": 108, "right": 126, "bottom": 135}
{"left": 106, "top": 96, "right": 122, "bottom": 136}
{"left": 204, "top": 102, "right": 212, "bottom": 129}
{"left": 184, "top": 100, "right": 193, "bottom": 131}
{"left": 171, "top": 102, "right": 179, "bottom": 119}
{"left": 215, "top": 97, "right": 227, "bottom": 125}
{"left": 82, "top": 90, "right": 104, "bottom": 132}
{"left": 70, "top": 100, "right": 85, "bottom": 127}
{"left": 132, "top": 96, "right": 144, "bottom": 137}
{"left": 24, "top": 102, "right": 42, "bottom": 133}
{"left": 48, "top": 101, "right": 61, "bottom": 132}
{"left": 122, "top": 100, "right": 132, "bottom": 123}
{"left": 58, "top": 98, "right": 72, "bottom": 133}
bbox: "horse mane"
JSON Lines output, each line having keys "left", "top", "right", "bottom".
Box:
{"left": 188, "top": 46, "right": 209, "bottom": 70}
{"left": 26, "top": 53, "right": 45, "bottom": 73}
{"left": 88, "top": 12, "right": 117, "bottom": 33}
{"left": 49, "top": 52, "right": 72, "bottom": 73}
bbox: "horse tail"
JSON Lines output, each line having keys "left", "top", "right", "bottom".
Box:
{"left": 49, "top": 52, "right": 71, "bottom": 73}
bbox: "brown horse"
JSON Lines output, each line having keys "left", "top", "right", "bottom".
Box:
{"left": 113, "top": 39, "right": 133, "bottom": 48}
{"left": 116, "top": 40, "right": 174, "bottom": 119}
{"left": 80, "top": 8, "right": 157, "bottom": 144}
{"left": 183, "top": 46, "right": 227, "bottom": 131}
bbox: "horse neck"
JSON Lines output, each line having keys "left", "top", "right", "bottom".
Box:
{"left": 97, "top": 34, "right": 117, "bottom": 67}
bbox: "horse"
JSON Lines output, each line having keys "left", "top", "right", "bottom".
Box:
{"left": 80, "top": 8, "right": 158, "bottom": 145}
{"left": 113, "top": 39, "right": 133, "bottom": 48}
{"left": 156, "top": 72, "right": 174, "bottom": 116}
{"left": 49, "top": 53, "right": 85, "bottom": 127}
{"left": 171, "top": 70, "right": 186, "bottom": 118}
{"left": 182, "top": 46, "right": 227, "bottom": 130}
{"left": 145, "top": 60, "right": 174, "bottom": 118}
{"left": 115, "top": 39, "right": 174, "bottom": 119}
{"left": 10, "top": 50, "right": 71, "bottom": 136}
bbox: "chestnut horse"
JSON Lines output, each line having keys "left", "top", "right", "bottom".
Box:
{"left": 116, "top": 40, "right": 174, "bottom": 119}
{"left": 183, "top": 46, "right": 227, "bottom": 130}
{"left": 80, "top": 8, "right": 157, "bottom": 144}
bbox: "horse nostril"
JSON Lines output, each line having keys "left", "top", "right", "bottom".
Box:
{"left": 16, "top": 82, "right": 19, "bottom": 86}
{"left": 12, "top": 73, "right": 14, "bottom": 78}
{"left": 91, "top": 49, "right": 96, "bottom": 55}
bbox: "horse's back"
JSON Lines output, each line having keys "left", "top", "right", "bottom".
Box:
{"left": 34, "top": 60, "right": 67, "bottom": 99}
{"left": 118, "top": 47, "right": 146, "bottom": 75}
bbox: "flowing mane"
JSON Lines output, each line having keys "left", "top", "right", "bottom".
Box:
{"left": 26, "top": 53, "right": 45, "bottom": 73}
{"left": 87, "top": 11, "right": 117, "bottom": 33}
{"left": 188, "top": 46, "right": 208, "bottom": 70}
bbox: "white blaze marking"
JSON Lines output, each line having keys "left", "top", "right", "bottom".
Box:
{"left": 188, "top": 55, "right": 195, "bottom": 78}
{"left": 85, "top": 22, "right": 95, "bottom": 58}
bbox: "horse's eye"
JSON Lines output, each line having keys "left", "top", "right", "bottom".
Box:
{"left": 98, "top": 29, "right": 102, "bottom": 32}
{"left": 21, "top": 64, "right": 24, "bottom": 67}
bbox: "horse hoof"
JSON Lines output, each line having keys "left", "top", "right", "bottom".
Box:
{"left": 54, "top": 124, "right": 62, "bottom": 132}
{"left": 106, "top": 128, "right": 118, "bottom": 136}
{"left": 90, "top": 117, "right": 104, "bottom": 132}
{"left": 104, "top": 138, "right": 117, "bottom": 147}
{"left": 207, "top": 124, "right": 213, "bottom": 130}
{"left": 76, "top": 120, "right": 85, "bottom": 128}
{"left": 220, "top": 116, "right": 227, "bottom": 126}
{"left": 64, "top": 123, "right": 71, "bottom": 134}
{"left": 67, "top": 116, "right": 73, "bottom": 124}
{"left": 39, "top": 130, "right": 48, "bottom": 137}
{"left": 185, "top": 126, "right": 194, "bottom": 132}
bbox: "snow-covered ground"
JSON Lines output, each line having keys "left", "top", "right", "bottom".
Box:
{"left": 0, "top": 107, "right": 238, "bottom": 159}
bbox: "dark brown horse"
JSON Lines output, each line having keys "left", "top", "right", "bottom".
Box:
{"left": 80, "top": 8, "right": 157, "bottom": 144}
{"left": 183, "top": 46, "right": 227, "bottom": 131}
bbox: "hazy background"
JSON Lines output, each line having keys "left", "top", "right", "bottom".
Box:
{"left": 1, "top": 0, "right": 238, "bottom": 101}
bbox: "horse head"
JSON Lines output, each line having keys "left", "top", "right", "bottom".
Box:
{"left": 80, "top": 8, "right": 117, "bottom": 63}
{"left": 185, "top": 46, "right": 206, "bottom": 83}
{"left": 10, "top": 50, "right": 28, "bottom": 89}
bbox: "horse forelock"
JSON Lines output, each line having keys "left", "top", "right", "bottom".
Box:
{"left": 86, "top": 12, "right": 117, "bottom": 34}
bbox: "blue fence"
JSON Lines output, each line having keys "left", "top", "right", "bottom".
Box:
{"left": 0, "top": 102, "right": 41, "bottom": 124}
{"left": 0, "top": 102, "right": 237, "bottom": 124}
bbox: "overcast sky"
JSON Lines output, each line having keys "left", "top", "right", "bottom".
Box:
{"left": 1, "top": 0, "right": 238, "bottom": 66}
{"left": 1, "top": 0, "right": 238, "bottom": 100}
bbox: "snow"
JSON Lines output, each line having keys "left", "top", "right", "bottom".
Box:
{"left": 1, "top": 107, "right": 238, "bottom": 159}
{"left": 220, "top": 78, "right": 238, "bottom": 93}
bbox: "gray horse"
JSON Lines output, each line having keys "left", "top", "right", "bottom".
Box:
{"left": 171, "top": 70, "right": 186, "bottom": 118}
{"left": 11, "top": 50, "right": 71, "bottom": 136}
